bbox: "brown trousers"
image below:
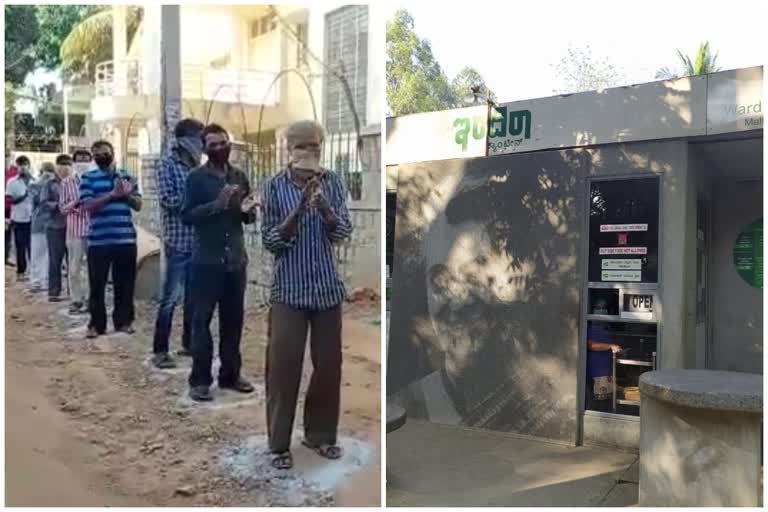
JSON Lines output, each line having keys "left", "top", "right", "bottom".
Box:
{"left": 266, "top": 303, "right": 343, "bottom": 453}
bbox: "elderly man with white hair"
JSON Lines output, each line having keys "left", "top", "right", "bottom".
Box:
{"left": 261, "top": 120, "right": 353, "bottom": 470}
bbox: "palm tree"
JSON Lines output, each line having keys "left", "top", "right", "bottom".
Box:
{"left": 59, "top": 6, "right": 143, "bottom": 83}
{"left": 655, "top": 41, "right": 722, "bottom": 80}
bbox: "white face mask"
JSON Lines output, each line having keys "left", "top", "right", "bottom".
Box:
{"left": 73, "top": 162, "right": 91, "bottom": 176}
{"left": 291, "top": 148, "right": 321, "bottom": 173}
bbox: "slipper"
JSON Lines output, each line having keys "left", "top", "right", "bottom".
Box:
{"left": 301, "top": 439, "right": 342, "bottom": 459}
{"left": 271, "top": 451, "right": 293, "bottom": 470}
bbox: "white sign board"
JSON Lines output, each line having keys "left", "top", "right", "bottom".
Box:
{"left": 488, "top": 75, "right": 708, "bottom": 155}
{"left": 385, "top": 106, "right": 488, "bottom": 165}
{"left": 599, "top": 247, "right": 648, "bottom": 255}
{"left": 602, "top": 270, "right": 642, "bottom": 282}
{"left": 600, "top": 224, "right": 648, "bottom": 232}
{"left": 602, "top": 258, "right": 642, "bottom": 270}
{"left": 707, "top": 67, "right": 763, "bottom": 134}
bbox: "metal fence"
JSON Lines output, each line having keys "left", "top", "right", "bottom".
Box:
{"left": 230, "top": 131, "right": 364, "bottom": 200}
{"left": 135, "top": 130, "right": 380, "bottom": 305}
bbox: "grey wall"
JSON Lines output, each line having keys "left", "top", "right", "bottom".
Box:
{"left": 388, "top": 139, "right": 689, "bottom": 444}
{"left": 711, "top": 179, "right": 763, "bottom": 373}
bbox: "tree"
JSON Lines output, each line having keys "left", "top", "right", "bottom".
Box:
{"left": 654, "top": 41, "right": 722, "bottom": 80}
{"left": 4, "top": 5, "right": 40, "bottom": 86}
{"left": 386, "top": 9, "right": 456, "bottom": 116}
{"left": 551, "top": 44, "right": 625, "bottom": 94}
{"left": 34, "top": 5, "right": 107, "bottom": 72}
{"left": 5, "top": 82, "right": 16, "bottom": 151}
{"left": 451, "top": 66, "right": 497, "bottom": 107}
{"left": 60, "top": 6, "right": 143, "bottom": 82}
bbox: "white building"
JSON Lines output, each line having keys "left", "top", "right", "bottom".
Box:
{"left": 91, "top": 4, "right": 383, "bottom": 167}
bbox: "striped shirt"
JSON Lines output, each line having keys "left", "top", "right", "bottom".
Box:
{"left": 261, "top": 168, "right": 353, "bottom": 310}
{"left": 59, "top": 174, "right": 90, "bottom": 239}
{"left": 79, "top": 168, "right": 140, "bottom": 246}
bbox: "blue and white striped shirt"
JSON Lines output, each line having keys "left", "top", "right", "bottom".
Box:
{"left": 261, "top": 168, "right": 353, "bottom": 310}
{"left": 79, "top": 168, "right": 140, "bottom": 246}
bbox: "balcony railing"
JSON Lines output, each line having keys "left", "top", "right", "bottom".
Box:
{"left": 94, "top": 59, "right": 278, "bottom": 106}
{"left": 95, "top": 60, "right": 142, "bottom": 97}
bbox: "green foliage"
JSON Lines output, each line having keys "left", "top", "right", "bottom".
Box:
{"left": 4, "top": 5, "right": 40, "bottom": 86}
{"left": 451, "top": 66, "right": 497, "bottom": 106}
{"left": 60, "top": 7, "right": 143, "bottom": 82}
{"left": 34, "top": 5, "right": 107, "bottom": 72}
{"left": 5, "top": 82, "right": 16, "bottom": 129}
{"left": 655, "top": 41, "right": 722, "bottom": 80}
{"left": 386, "top": 10, "right": 498, "bottom": 115}
{"left": 386, "top": 9, "right": 456, "bottom": 116}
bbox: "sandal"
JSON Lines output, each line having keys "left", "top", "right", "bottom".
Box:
{"left": 301, "top": 440, "right": 342, "bottom": 459}
{"left": 271, "top": 451, "right": 293, "bottom": 470}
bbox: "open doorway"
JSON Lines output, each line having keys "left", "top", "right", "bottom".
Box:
{"left": 691, "top": 137, "right": 763, "bottom": 374}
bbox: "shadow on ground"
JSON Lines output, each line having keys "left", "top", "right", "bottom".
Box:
{"left": 386, "top": 419, "right": 638, "bottom": 507}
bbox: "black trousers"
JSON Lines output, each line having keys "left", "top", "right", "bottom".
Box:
{"left": 47, "top": 228, "right": 67, "bottom": 297}
{"left": 5, "top": 218, "right": 12, "bottom": 263}
{"left": 87, "top": 244, "right": 137, "bottom": 334}
{"left": 13, "top": 221, "right": 31, "bottom": 275}
{"left": 188, "top": 263, "right": 246, "bottom": 388}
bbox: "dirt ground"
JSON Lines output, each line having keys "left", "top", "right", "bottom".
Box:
{"left": 4, "top": 272, "right": 381, "bottom": 507}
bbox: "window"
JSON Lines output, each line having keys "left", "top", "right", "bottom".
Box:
{"left": 296, "top": 23, "right": 308, "bottom": 68}
{"left": 251, "top": 15, "right": 276, "bottom": 39}
{"left": 588, "top": 178, "right": 660, "bottom": 284}
{"left": 323, "top": 5, "right": 368, "bottom": 134}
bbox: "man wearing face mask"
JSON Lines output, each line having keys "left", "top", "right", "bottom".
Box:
{"left": 29, "top": 162, "right": 56, "bottom": 293}
{"left": 6, "top": 156, "right": 34, "bottom": 280}
{"left": 261, "top": 120, "right": 353, "bottom": 470}
{"left": 60, "top": 150, "right": 93, "bottom": 314}
{"left": 5, "top": 156, "right": 18, "bottom": 267}
{"left": 151, "top": 118, "right": 205, "bottom": 369}
{"left": 79, "top": 140, "right": 142, "bottom": 339}
{"left": 182, "top": 123, "right": 257, "bottom": 402}
{"left": 42, "top": 155, "right": 73, "bottom": 302}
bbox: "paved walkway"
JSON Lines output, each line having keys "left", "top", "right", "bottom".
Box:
{"left": 387, "top": 419, "right": 639, "bottom": 507}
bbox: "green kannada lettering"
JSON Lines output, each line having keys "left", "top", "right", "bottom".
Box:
{"left": 488, "top": 106, "right": 532, "bottom": 140}
{"left": 453, "top": 109, "right": 532, "bottom": 150}
{"left": 472, "top": 115, "right": 486, "bottom": 140}
{"left": 453, "top": 117, "right": 471, "bottom": 151}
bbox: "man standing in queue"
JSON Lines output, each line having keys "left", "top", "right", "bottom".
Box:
{"left": 182, "top": 123, "right": 258, "bottom": 402}
{"left": 151, "top": 118, "right": 205, "bottom": 369}
{"left": 79, "top": 140, "right": 142, "bottom": 338}
{"left": 261, "top": 120, "right": 353, "bottom": 470}
{"left": 60, "top": 149, "right": 93, "bottom": 315}
{"left": 41, "top": 154, "right": 73, "bottom": 302}
{"left": 6, "top": 156, "right": 33, "bottom": 280}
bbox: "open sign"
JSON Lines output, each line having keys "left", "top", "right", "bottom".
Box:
{"left": 625, "top": 294, "right": 653, "bottom": 312}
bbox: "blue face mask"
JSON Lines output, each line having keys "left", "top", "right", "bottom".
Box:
{"left": 177, "top": 136, "right": 203, "bottom": 164}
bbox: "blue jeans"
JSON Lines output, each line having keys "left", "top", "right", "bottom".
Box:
{"left": 152, "top": 245, "right": 193, "bottom": 354}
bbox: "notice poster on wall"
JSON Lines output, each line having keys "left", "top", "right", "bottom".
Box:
{"left": 600, "top": 224, "right": 648, "bottom": 232}
{"left": 602, "top": 270, "right": 642, "bottom": 282}
{"left": 588, "top": 178, "right": 660, "bottom": 283}
{"left": 602, "top": 259, "right": 642, "bottom": 270}
{"left": 733, "top": 219, "right": 763, "bottom": 289}
{"left": 599, "top": 247, "right": 648, "bottom": 255}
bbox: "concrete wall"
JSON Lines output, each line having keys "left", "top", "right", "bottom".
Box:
{"left": 710, "top": 179, "right": 763, "bottom": 373}
{"left": 388, "top": 139, "right": 689, "bottom": 444}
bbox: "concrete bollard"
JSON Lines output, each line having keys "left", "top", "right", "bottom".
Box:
{"left": 134, "top": 224, "right": 162, "bottom": 302}
{"left": 638, "top": 369, "right": 762, "bottom": 506}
